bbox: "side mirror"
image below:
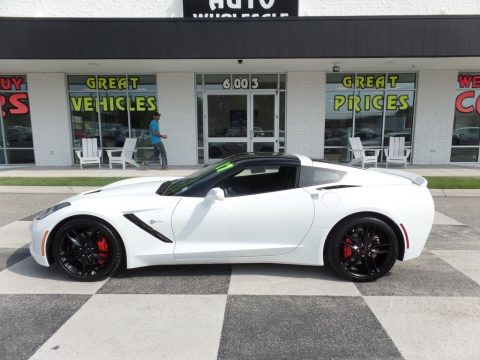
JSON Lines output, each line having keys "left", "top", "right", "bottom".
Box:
{"left": 205, "top": 187, "right": 225, "bottom": 201}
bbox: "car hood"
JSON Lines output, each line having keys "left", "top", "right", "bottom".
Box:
{"left": 71, "top": 176, "right": 181, "bottom": 200}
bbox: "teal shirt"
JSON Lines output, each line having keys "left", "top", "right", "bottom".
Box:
{"left": 149, "top": 119, "right": 161, "bottom": 144}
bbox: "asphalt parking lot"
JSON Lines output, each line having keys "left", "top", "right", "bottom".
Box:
{"left": 0, "top": 193, "right": 479, "bottom": 360}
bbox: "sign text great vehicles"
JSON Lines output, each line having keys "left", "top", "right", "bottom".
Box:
{"left": 69, "top": 76, "right": 157, "bottom": 112}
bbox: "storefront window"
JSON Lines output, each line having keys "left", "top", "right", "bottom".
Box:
{"left": 325, "top": 73, "right": 416, "bottom": 163}
{"left": 68, "top": 75, "right": 157, "bottom": 163}
{"left": 451, "top": 73, "right": 480, "bottom": 162}
{"left": 0, "top": 75, "right": 34, "bottom": 164}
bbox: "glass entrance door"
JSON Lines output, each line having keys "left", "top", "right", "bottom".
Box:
{"left": 251, "top": 93, "right": 278, "bottom": 153}
{"left": 205, "top": 93, "right": 249, "bottom": 161}
{"left": 204, "top": 92, "right": 278, "bottom": 163}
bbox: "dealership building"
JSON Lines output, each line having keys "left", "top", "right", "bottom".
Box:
{"left": 1, "top": 0, "right": 480, "bottom": 167}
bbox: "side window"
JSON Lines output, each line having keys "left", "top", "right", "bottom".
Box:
{"left": 217, "top": 164, "right": 297, "bottom": 197}
{"left": 299, "top": 166, "right": 345, "bottom": 187}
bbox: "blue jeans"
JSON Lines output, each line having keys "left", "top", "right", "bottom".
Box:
{"left": 148, "top": 142, "right": 168, "bottom": 169}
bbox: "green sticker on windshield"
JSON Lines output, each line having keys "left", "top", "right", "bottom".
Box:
{"left": 216, "top": 162, "right": 233, "bottom": 173}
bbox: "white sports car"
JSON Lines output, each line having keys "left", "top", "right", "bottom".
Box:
{"left": 30, "top": 153, "right": 434, "bottom": 282}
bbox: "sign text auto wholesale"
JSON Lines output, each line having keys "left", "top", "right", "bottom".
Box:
{"left": 183, "top": 0, "right": 298, "bottom": 18}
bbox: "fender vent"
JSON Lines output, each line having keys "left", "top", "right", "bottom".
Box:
{"left": 124, "top": 214, "right": 173, "bottom": 243}
{"left": 317, "top": 185, "right": 360, "bottom": 191}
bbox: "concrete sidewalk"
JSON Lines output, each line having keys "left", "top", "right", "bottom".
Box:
{"left": 1, "top": 163, "right": 480, "bottom": 197}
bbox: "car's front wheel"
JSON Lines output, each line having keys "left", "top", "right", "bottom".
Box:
{"left": 325, "top": 216, "right": 398, "bottom": 282}
{"left": 52, "top": 217, "right": 123, "bottom": 281}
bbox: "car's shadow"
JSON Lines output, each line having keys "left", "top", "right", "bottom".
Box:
{"left": 6, "top": 252, "right": 349, "bottom": 284}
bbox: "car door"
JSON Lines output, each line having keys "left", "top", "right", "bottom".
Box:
{"left": 171, "top": 163, "right": 315, "bottom": 260}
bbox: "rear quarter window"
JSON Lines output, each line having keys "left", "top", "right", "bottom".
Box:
{"left": 299, "top": 166, "right": 346, "bottom": 187}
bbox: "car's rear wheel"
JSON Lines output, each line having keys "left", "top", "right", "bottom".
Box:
{"left": 53, "top": 217, "right": 123, "bottom": 282}
{"left": 325, "top": 216, "right": 398, "bottom": 282}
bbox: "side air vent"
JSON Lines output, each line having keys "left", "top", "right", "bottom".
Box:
{"left": 317, "top": 185, "right": 360, "bottom": 191}
{"left": 84, "top": 189, "right": 102, "bottom": 195}
{"left": 124, "top": 213, "right": 173, "bottom": 243}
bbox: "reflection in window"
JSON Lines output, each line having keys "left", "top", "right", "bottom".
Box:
{"left": 0, "top": 75, "right": 35, "bottom": 164}
{"left": 325, "top": 73, "right": 416, "bottom": 163}
{"left": 70, "top": 92, "right": 99, "bottom": 148}
{"left": 208, "top": 142, "right": 247, "bottom": 159}
{"left": 129, "top": 92, "right": 157, "bottom": 148}
{"left": 325, "top": 91, "right": 353, "bottom": 149}
{"left": 68, "top": 75, "right": 158, "bottom": 163}
{"left": 384, "top": 91, "right": 414, "bottom": 146}
{"left": 354, "top": 91, "right": 384, "bottom": 147}
{"left": 208, "top": 95, "right": 248, "bottom": 138}
{"left": 451, "top": 74, "right": 480, "bottom": 162}
{"left": 299, "top": 166, "right": 345, "bottom": 187}
{"left": 253, "top": 94, "right": 275, "bottom": 137}
{"left": 218, "top": 165, "right": 297, "bottom": 197}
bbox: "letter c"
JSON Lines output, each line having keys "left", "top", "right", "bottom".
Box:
{"left": 456, "top": 91, "right": 475, "bottom": 113}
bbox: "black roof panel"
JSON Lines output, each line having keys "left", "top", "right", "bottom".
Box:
{"left": 222, "top": 152, "right": 301, "bottom": 165}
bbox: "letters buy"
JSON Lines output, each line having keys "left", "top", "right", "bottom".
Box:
{"left": 0, "top": 76, "right": 29, "bottom": 118}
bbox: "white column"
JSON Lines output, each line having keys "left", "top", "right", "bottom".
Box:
{"left": 27, "top": 73, "right": 72, "bottom": 166}
{"left": 156, "top": 73, "right": 196, "bottom": 165}
{"left": 286, "top": 72, "right": 325, "bottom": 158}
{"left": 412, "top": 70, "right": 457, "bottom": 164}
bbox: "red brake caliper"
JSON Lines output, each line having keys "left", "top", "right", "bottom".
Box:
{"left": 343, "top": 237, "right": 353, "bottom": 259}
{"left": 96, "top": 237, "right": 109, "bottom": 265}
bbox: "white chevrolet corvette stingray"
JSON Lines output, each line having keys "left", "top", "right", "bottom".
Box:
{"left": 30, "top": 153, "right": 434, "bottom": 282}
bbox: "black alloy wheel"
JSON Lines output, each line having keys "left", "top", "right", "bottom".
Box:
{"left": 53, "top": 217, "right": 123, "bottom": 281}
{"left": 325, "top": 216, "right": 398, "bottom": 282}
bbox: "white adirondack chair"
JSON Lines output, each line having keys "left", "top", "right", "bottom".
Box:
{"left": 384, "top": 137, "right": 411, "bottom": 168}
{"left": 348, "top": 137, "right": 380, "bottom": 168}
{"left": 75, "top": 138, "right": 102, "bottom": 170}
{"left": 106, "top": 138, "right": 139, "bottom": 169}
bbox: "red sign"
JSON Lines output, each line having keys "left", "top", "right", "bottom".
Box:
{"left": 0, "top": 76, "right": 29, "bottom": 117}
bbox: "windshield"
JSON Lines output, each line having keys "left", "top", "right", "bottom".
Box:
{"left": 159, "top": 160, "right": 234, "bottom": 196}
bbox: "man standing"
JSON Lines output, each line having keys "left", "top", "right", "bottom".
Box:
{"left": 143, "top": 110, "right": 168, "bottom": 169}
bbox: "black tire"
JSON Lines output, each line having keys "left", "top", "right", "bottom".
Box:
{"left": 53, "top": 217, "right": 123, "bottom": 282}
{"left": 325, "top": 216, "right": 398, "bottom": 282}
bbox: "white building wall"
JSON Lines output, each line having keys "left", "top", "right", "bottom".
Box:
{"left": 27, "top": 73, "right": 72, "bottom": 166}
{"left": 299, "top": 0, "right": 480, "bottom": 16}
{"left": 286, "top": 72, "right": 325, "bottom": 159}
{"left": 0, "top": 0, "right": 182, "bottom": 17}
{"left": 156, "top": 73, "right": 197, "bottom": 166}
{"left": 1, "top": 0, "right": 478, "bottom": 17}
{"left": 412, "top": 70, "right": 457, "bottom": 164}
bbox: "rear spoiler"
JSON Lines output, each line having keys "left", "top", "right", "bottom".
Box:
{"left": 370, "top": 168, "right": 428, "bottom": 187}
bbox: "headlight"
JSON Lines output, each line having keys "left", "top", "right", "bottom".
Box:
{"left": 35, "top": 202, "right": 71, "bottom": 220}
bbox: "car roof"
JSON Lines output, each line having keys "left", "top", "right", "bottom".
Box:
{"left": 221, "top": 152, "right": 310, "bottom": 166}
